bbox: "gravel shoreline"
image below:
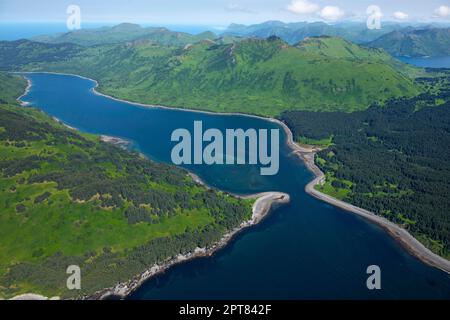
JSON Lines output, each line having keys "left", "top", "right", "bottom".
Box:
{"left": 89, "top": 190, "right": 289, "bottom": 300}
{"left": 12, "top": 71, "right": 449, "bottom": 301}
{"left": 14, "top": 76, "right": 290, "bottom": 299}
{"left": 274, "top": 119, "right": 450, "bottom": 275}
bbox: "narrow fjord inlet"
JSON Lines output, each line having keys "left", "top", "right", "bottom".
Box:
{"left": 1, "top": 1, "right": 450, "bottom": 305}
{"left": 19, "top": 73, "right": 450, "bottom": 299}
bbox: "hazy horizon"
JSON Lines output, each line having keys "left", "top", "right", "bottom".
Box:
{"left": 1, "top": 18, "right": 449, "bottom": 42}
{"left": 1, "top": 0, "right": 450, "bottom": 26}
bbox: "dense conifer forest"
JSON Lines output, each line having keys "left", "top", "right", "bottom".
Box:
{"left": 0, "top": 73, "right": 252, "bottom": 298}
{"left": 281, "top": 73, "right": 450, "bottom": 257}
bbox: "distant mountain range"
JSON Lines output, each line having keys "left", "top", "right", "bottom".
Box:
{"left": 32, "top": 22, "right": 217, "bottom": 46}
{"left": 367, "top": 28, "right": 450, "bottom": 57}
{"left": 29, "top": 21, "right": 450, "bottom": 58}
{"left": 223, "top": 21, "right": 450, "bottom": 57}
{"left": 223, "top": 20, "right": 449, "bottom": 44}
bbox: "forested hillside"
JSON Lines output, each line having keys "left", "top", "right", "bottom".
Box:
{"left": 0, "top": 72, "right": 252, "bottom": 298}
{"left": 0, "top": 39, "right": 83, "bottom": 69}
{"left": 368, "top": 28, "right": 450, "bottom": 57}
{"left": 0, "top": 36, "right": 422, "bottom": 116}
{"left": 0, "top": 72, "right": 27, "bottom": 104}
{"left": 281, "top": 73, "right": 450, "bottom": 258}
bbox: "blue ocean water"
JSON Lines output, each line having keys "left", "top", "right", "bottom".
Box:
{"left": 0, "top": 23, "right": 104, "bottom": 40}
{"left": 19, "top": 73, "right": 450, "bottom": 299}
{"left": 0, "top": 22, "right": 219, "bottom": 41}
{"left": 397, "top": 56, "right": 450, "bottom": 69}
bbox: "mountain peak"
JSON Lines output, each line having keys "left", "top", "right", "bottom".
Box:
{"left": 368, "top": 27, "right": 450, "bottom": 57}
{"left": 296, "top": 36, "right": 390, "bottom": 61}
{"left": 112, "top": 23, "right": 142, "bottom": 31}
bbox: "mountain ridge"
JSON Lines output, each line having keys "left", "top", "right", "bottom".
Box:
{"left": 367, "top": 28, "right": 450, "bottom": 57}
{"left": 0, "top": 36, "right": 423, "bottom": 116}
{"left": 32, "top": 23, "right": 218, "bottom": 47}
{"left": 223, "top": 20, "right": 450, "bottom": 44}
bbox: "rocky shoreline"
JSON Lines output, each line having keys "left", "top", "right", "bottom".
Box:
{"left": 83, "top": 146, "right": 290, "bottom": 300}
{"left": 274, "top": 118, "right": 450, "bottom": 275}
{"left": 13, "top": 75, "right": 290, "bottom": 300}
{"left": 12, "top": 71, "right": 450, "bottom": 301}
{"left": 88, "top": 191, "right": 289, "bottom": 300}
{"left": 17, "top": 78, "right": 31, "bottom": 106}
{"left": 100, "top": 135, "right": 131, "bottom": 149}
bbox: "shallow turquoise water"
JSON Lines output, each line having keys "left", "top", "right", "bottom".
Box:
{"left": 20, "top": 72, "right": 450, "bottom": 299}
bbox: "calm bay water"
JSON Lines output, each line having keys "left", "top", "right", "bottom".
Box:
{"left": 397, "top": 56, "right": 450, "bottom": 68}
{"left": 20, "top": 73, "right": 450, "bottom": 299}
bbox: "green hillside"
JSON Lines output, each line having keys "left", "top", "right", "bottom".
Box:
{"left": 0, "top": 39, "right": 83, "bottom": 70}
{"left": 32, "top": 23, "right": 217, "bottom": 47}
{"left": 367, "top": 28, "right": 450, "bottom": 57}
{"left": 0, "top": 73, "right": 27, "bottom": 104}
{"left": 0, "top": 36, "right": 423, "bottom": 116}
{"left": 0, "top": 73, "right": 252, "bottom": 298}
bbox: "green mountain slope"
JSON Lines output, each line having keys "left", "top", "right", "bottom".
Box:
{"left": 0, "top": 72, "right": 27, "bottom": 104}
{"left": 0, "top": 36, "right": 423, "bottom": 116}
{"left": 32, "top": 23, "right": 217, "bottom": 47}
{"left": 367, "top": 28, "right": 450, "bottom": 57}
{"left": 0, "top": 39, "right": 83, "bottom": 70}
{"left": 0, "top": 72, "right": 252, "bottom": 298}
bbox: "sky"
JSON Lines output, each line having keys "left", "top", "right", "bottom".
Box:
{"left": 0, "top": 0, "right": 449, "bottom": 26}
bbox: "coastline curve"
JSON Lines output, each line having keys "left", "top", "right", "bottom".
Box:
{"left": 12, "top": 71, "right": 450, "bottom": 299}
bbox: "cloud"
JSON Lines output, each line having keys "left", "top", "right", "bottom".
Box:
{"left": 319, "top": 6, "right": 345, "bottom": 21}
{"left": 393, "top": 11, "right": 409, "bottom": 20}
{"left": 287, "top": 0, "right": 320, "bottom": 14}
{"left": 225, "top": 4, "right": 256, "bottom": 14}
{"left": 434, "top": 5, "right": 450, "bottom": 18}
{"left": 287, "top": 1, "right": 345, "bottom": 22}
{"left": 212, "top": 26, "right": 227, "bottom": 31}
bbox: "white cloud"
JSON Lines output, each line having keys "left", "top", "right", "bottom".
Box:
{"left": 225, "top": 4, "right": 256, "bottom": 14}
{"left": 286, "top": 1, "right": 346, "bottom": 22}
{"left": 212, "top": 26, "right": 227, "bottom": 31}
{"left": 434, "top": 5, "right": 450, "bottom": 18}
{"left": 287, "top": 0, "right": 320, "bottom": 15}
{"left": 319, "top": 6, "right": 345, "bottom": 21}
{"left": 393, "top": 11, "right": 409, "bottom": 20}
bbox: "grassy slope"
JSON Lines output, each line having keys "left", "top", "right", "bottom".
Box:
{"left": 1, "top": 36, "right": 423, "bottom": 116}
{"left": 0, "top": 73, "right": 252, "bottom": 298}
{"left": 87, "top": 37, "right": 422, "bottom": 116}
{"left": 0, "top": 73, "right": 27, "bottom": 104}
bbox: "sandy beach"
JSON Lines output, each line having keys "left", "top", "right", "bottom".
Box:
{"left": 9, "top": 294, "right": 60, "bottom": 300}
